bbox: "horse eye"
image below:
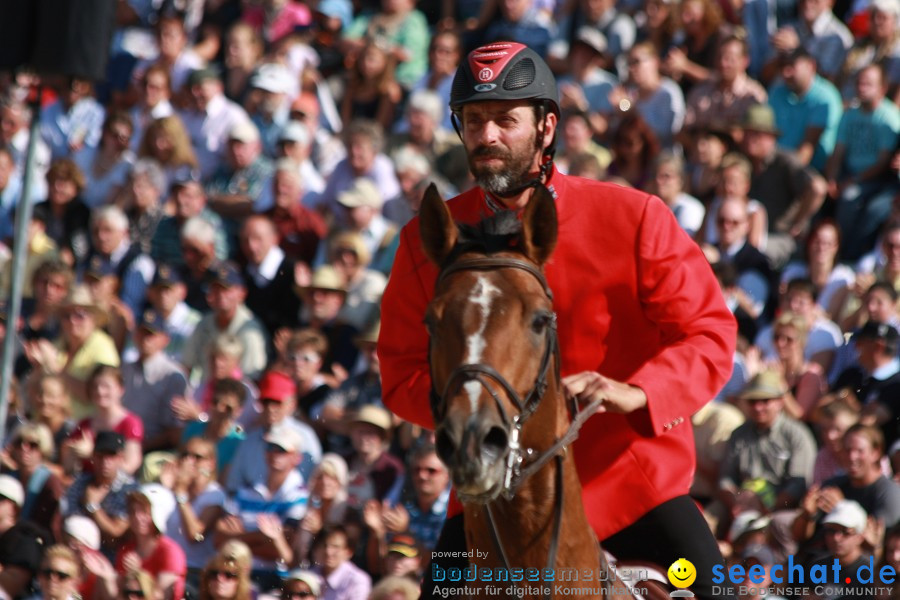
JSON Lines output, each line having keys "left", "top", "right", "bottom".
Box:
{"left": 531, "top": 311, "right": 552, "bottom": 334}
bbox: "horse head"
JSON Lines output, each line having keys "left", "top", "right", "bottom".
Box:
{"left": 419, "top": 183, "right": 561, "bottom": 503}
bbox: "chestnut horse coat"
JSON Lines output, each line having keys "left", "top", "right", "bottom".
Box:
{"left": 378, "top": 167, "right": 737, "bottom": 540}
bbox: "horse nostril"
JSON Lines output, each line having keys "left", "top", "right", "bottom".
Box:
{"left": 435, "top": 428, "right": 456, "bottom": 464}
{"left": 481, "top": 426, "right": 508, "bottom": 462}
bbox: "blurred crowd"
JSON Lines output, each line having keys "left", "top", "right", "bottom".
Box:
{"left": 0, "top": 0, "right": 899, "bottom": 598}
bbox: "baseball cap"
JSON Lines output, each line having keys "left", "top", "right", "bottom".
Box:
{"left": 188, "top": 66, "right": 221, "bottom": 87}
{"left": 387, "top": 534, "right": 420, "bottom": 558}
{"left": 823, "top": 500, "right": 868, "bottom": 533}
{"left": 264, "top": 427, "right": 304, "bottom": 453}
{"left": 63, "top": 515, "right": 101, "bottom": 550}
{"left": 741, "top": 544, "right": 775, "bottom": 566}
{"left": 0, "top": 475, "right": 23, "bottom": 507}
{"left": 138, "top": 309, "right": 167, "bottom": 334}
{"left": 258, "top": 370, "right": 297, "bottom": 402}
{"left": 729, "top": 510, "right": 771, "bottom": 542}
{"left": 94, "top": 431, "right": 125, "bottom": 455}
{"left": 853, "top": 320, "right": 900, "bottom": 345}
{"left": 573, "top": 26, "right": 607, "bottom": 55}
{"left": 284, "top": 569, "right": 321, "bottom": 596}
{"left": 84, "top": 256, "right": 116, "bottom": 280}
{"left": 337, "top": 178, "right": 383, "bottom": 209}
{"left": 278, "top": 121, "right": 310, "bottom": 146}
{"left": 208, "top": 262, "right": 245, "bottom": 288}
{"left": 229, "top": 120, "right": 261, "bottom": 144}
{"left": 151, "top": 264, "right": 183, "bottom": 287}
{"left": 250, "top": 63, "right": 296, "bottom": 95}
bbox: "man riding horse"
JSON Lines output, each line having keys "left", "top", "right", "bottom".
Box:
{"left": 378, "top": 41, "right": 738, "bottom": 600}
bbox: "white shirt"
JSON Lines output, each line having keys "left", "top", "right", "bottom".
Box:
{"left": 246, "top": 245, "right": 286, "bottom": 288}
{"left": 179, "top": 95, "right": 250, "bottom": 178}
{"left": 39, "top": 97, "right": 106, "bottom": 160}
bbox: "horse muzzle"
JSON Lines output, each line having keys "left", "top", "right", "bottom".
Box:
{"left": 436, "top": 415, "right": 510, "bottom": 501}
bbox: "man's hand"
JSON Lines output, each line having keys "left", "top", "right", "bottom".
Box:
{"left": 562, "top": 372, "right": 648, "bottom": 414}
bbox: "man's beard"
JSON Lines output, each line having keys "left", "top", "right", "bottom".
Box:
{"left": 468, "top": 135, "right": 539, "bottom": 197}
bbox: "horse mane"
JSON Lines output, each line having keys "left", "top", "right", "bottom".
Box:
{"left": 443, "top": 210, "right": 523, "bottom": 268}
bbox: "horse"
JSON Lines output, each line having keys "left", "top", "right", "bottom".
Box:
{"left": 419, "top": 184, "right": 669, "bottom": 600}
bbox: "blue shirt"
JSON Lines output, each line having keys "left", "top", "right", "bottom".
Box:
{"left": 181, "top": 421, "right": 246, "bottom": 476}
{"left": 836, "top": 99, "right": 900, "bottom": 176}
{"left": 769, "top": 75, "right": 843, "bottom": 171}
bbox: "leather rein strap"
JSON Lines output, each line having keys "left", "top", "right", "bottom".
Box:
{"left": 430, "top": 256, "right": 605, "bottom": 600}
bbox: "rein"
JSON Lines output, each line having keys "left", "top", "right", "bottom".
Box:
{"left": 429, "top": 256, "right": 605, "bottom": 600}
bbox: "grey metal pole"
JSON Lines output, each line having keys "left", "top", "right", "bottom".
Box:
{"left": 0, "top": 88, "right": 43, "bottom": 447}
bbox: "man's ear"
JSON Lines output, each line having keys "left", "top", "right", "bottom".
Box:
{"left": 541, "top": 111, "right": 558, "bottom": 153}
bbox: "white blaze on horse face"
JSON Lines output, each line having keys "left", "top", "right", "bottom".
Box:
{"left": 463, "top": 275, "right": 501, "bottom": 412}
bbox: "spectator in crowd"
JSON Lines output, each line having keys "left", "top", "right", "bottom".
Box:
{"left": 288, "top": 92, "right": 345, "bottom": 180}
{"left": 311, "top": 524, "right": 371, "bottom": 600}
{"left": 839, "top": 0, "right": 900, "bottom": 101}
{"left": 665, "top": 0, "right": 724, "bottom": 88}
{"left": 636, "top": 0, "right": 681, "bottom": 56}
{"left": 837, "top": 279, "right": 900, "bottom": 346}
{"left": 138, "top": 12, "right": 206, "bottom": 94}
{"left": 794, "top": 424, "right": 900, "bottom": 561}
{"left": 122, "top": 309, "right": 188, "bottom": 453}
{"left": 340, "top": 41, "right": 402, "bottom": 133}
{"left": 555, "top": 0, "right": 636, "bottom": 75}
{"left": 328, "top": 232, "right": 385, "bottom": 332}
{"left": 556, "top": 27, "right": 617, "bottom": 125}
{"left": 137, "top": 115, "right": 200, "bottom": 191}
{"left": 81, "top": 257, "right": 133, "bottom": 354}
{"left": 24, "top": 285, "right": 120, "bottom": 418}
{"left": 755, "top": 277, "right": 844, "bottom": 369}
{"left": 381, "top": 535, "right": 422, "bottom": 580}
{"left": 297, "top": 266, "right": 359, "bottom": 373}
{"left": 281, "top": 329, "right": 332, "bottom": 421}
{"left": 685, "top": 33, "right": 768, "bottom": 130}
{"left": 258, "top": 124, "right": 325, "bottom": 207}
{"left": 687, "top": 121, "right": 732, "bottom": 204}
{"left": 318, "top": 120, "right": 400, "bottom": 221}
{"left": 19, "top": 260, "right": 71, "bottom": 358}
{"left": 387, "top": 443, "right": 449, "bottom": 555}
{"left": 87, "top": 205, "right": 155, "bottom": 317}
{"left": 780, "top": 219, "right": 855, "bottom": 323}
{"left": 811, "top": 395, "right": 859, "bottom": 484}
{"left": 226, "top": 370, "right": 322, "bottom": 493}
{"left": 343, "top": 0, "right": 430, "bottom": 90}
{"left": 151, "top": 173, "right": 228, "bottom": 269}
{"left": 218, "top": 427, "right": 308, "bottom": 591}
{"left": 33, "top": 159, "right": 92, "bottom": 268}
{"left": 33, "top": 545, "right": 83, "bottom": 600}
{"left": 719, "top": 370, "right": 816, "bottom": 517}
{"left": 40, "top": 77, "right": 105, "bottom": 161}
{"left": 370, "top": 575, "right": 420, "bottom": 600}
{"left": 768, "top": 48, "right": 843, "bottom": 171}
{"left": 7, "top": 423, "right": 64, "bottom": 529}
{"left": 116, "top": 159, "right": 168, "bottom": 256}
{"left": 0, "top": 148, "right": 27, "bottom": 244}
{"left": 813, "top": 500, "right": 876, "bottom": 595}
{"left": 64, "top": 365, "right": 144, "bottom": 476}
{"left": 741, "top": 104, "right": 827, "bottom": 268}
{"left": 262, "top": 159, "right": 328, "bottom": 266}
{"left": 128, "top": 65, "right": 175, "bottom": 154}
{"left": 25, "top": 373, "right": 75, "bottom": 466}
{"left": 206, "top": 121, "right": 274, "bottom": 220}
{"left": 180, "top": 68, "right": 252, "bottom": 179}
{"left": 246, "top": 63, "right": 296, "bottom": 158}
{"left": 114, "top": 484, "right": 186, "bottom": 599}
{"left": 346, "top": 406, "right": 404, "bottom": 510}
{"left": 768, "top": 0, "right": 853, "bottom": 81}
{"left": 222, "top": 23, "right": 265, "bottom": 104}
{"left": 649, "top": 151, "right": 704, "bottom": 237}
{"left": 606, "top": 113, "right": 660, "bottom": 189}
{"left": 611, "top": 41, "right": 685, "bottom": 148}
{"left": 827, "top": 64, "right": 900, "bottom": 262}
{"left": 278, "top": 568, "right": 322, "bottom": 600}
{"left": 181, "top": 378, "right": 246, "bottom": 481}
{"left": 0, "top": 96, "right": 51, "bottom": 201}
{"left": 769, "top": 312, "right": 828, "bottom": 421}
{"left": 388, "top": 90, "right": 463, "bottom": 175}
{"left": 73, "top": 111, "right": 135, "bottom": 210}
{"left": 691, "top": 398, "right": 745, "bottom": 527}
{"left": 482, "top": 0, "right": 555, "bottom": 60}
{"left": 833, "top": 321, "right": 900, "bottom": 446}
{"left": 556, "top": 110, "right": 612, "bottom": 176}
{"left": 239, "top": 215, "right": 300, "bottom": 336}
{"left": 145, "top": 264, "right": 203, "bottom": 362}
{"left": 198, "top": 548, "right": 254, "bottom": 600}
{"left": 384, "top": 148, "right": 448, "bottom": 228}
{"left": 183, "top": 262, "right": 269, "bottom": 381}
{"left": 411, "top": 31, "right": 463, "bottom": 131}
{"left": 295, "top": 454, "right": 356, "bottom": 566}
{"left": 60, "top": 432, "right": 136, "bottom": 553}
{"left": 162, "top": 436, "right": 225, "bottom": 588}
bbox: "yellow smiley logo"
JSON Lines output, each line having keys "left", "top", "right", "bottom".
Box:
{"left": 667, "top": 558, "right": 697, "bottom": 589}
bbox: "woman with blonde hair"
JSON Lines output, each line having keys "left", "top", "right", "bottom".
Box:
{"left": 199, "top": 547, "right": 253, "bottom": 600}
{"left": 770, "top": 311, "right": 827, "bottom": 421}
{"left": 664, "top": 0, "right": 725, "bottom": 87}
{"left": 340, "top": 40, "right": 402, "bottom": 132}
{"left": 295, "top": 453, "right": 356, "bottom": 564}
{"left": 138, "top": 115, "right": 199, "bottom": 189}
{"left": 369, "top": 575, "right": 420, "bottom": 600}
{"left": 116, "top": 569, "right": 157, "bottom": 600}
{"left": 26, "top": 372, "right": 75, "bottom": 465}
{"left": 35, "top": 545, "right": 82, "bottom": 600}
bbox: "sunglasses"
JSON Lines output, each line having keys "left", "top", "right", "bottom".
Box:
{"left": 40, "top": 568, "right": 72, "bottom": 581}
{"left": 16, "top": 439, "right": 40, "bottom": 451}
{"left": 283, "top": 592, "right": 316, "bottom": 599}
{"left": 207, "top": 570, "right": 239, "bottom": 581}
{"left": 123, "top": 590, "right": 145, "bottom": 599}
{"left": 180, "top": 451, "right": 207, "bottom": 460}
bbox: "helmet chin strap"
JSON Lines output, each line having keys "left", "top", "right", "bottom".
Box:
{"left": 491, "top": 103, "right": 555, "bottom": 200}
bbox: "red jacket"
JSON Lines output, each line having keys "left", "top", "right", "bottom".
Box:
{"left": 378, "top": 169, "right": 737, "bottom": 540}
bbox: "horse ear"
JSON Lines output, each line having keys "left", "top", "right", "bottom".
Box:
{"left": 521, "top": 185, "right": 558, "bottom": 266}
{"left": 419, "top": 183, "right": 458, "bottom": 266}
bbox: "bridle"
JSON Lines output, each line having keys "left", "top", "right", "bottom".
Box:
{"left": 428, "top": 255, "right": 605, "bottom": 600}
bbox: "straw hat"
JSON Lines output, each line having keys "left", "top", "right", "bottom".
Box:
{"left": 61, "top": 284, "right": 107, "bottom": 326}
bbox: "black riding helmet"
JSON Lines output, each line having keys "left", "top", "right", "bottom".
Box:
{"left": 450, "top": 41, "right": 560, "bottom": 169}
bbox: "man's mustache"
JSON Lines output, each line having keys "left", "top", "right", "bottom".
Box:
{"left": 471, "top": 146, "right": 509, "bottom": 160}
